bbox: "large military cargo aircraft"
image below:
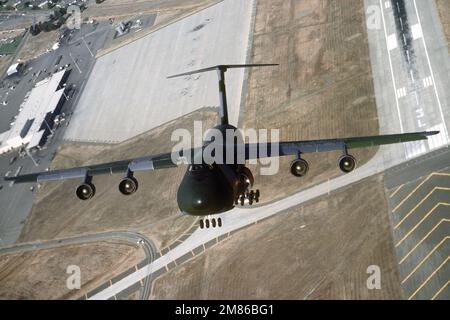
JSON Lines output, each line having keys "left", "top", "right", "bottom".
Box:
{"left": 5, "top": 64, "right": 438, "bottom": 227}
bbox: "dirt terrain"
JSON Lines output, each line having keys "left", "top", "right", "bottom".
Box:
{"left": 243, "top": 0, "right": 379, "bottom": 202}
{"left": 83, "top": 0, "right": 214, "bottom": 20}
{"left": 0, "top": 240, "right": 145, "bottom": 299}
{"left": 16, "top": 30, "right": 58, "bottom": 62}
{"left": 436, "top": 0, "right": 450, "bottom": 48}
{"left": 152, "top": 174, "right": 402, "bottom": 299}
{"left": 18, "top": 110, "right": 216, "bottom": 249}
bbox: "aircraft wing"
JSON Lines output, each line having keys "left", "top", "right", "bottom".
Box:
{"left": 243, "top": 131, "right": 439, "bottom": 159}
{"left": 4, "top": 152, "right": 178, "bottom": 184}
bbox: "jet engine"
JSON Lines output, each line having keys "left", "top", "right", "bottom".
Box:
{"left": 338, "top": 154, "right": 356, "bottom": 173}
{"left": 76, "top": 182, "right": 96, "bottom": 200}
{"left": 290, "top": 158, "right": 309, "bottom": 177}
{"left": 119, "top": 176, "right": 139, "bottom": 195}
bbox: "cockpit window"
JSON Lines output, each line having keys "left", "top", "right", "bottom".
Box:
{"left": 189, "top": 164, "right": 203, "bottom": 172}
{"left": 189, "top": 164, "right": 213, "bottom": 171}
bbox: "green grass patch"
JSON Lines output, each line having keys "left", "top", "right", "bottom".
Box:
{"left": 0, "top": 33, "right": 24, "bottom": 55}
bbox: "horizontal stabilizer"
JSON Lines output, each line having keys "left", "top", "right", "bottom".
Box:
{"left": 167, "top": 64, "right": 278, "bottom": 78}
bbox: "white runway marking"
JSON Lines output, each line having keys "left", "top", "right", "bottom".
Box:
{"left": 397, "top": 87, "right": 407, "bottom": 98}
{"left": 423, "top": 76, "right": 433, "bottom": 88}
{"left": 411, "top": 23, "right": 423, "bottom": 40}
{"left": 388, "top": 34, "right": 398, "bottom": 50}
{"left": 427, "top": 124, "right": 448, "bottom": 150}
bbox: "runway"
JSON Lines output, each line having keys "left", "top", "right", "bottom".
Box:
{"left": 366, "top": 0, "right": 450, "bottom": 161}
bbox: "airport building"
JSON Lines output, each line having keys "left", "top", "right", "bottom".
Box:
{"left": 0, "top": 69, "right": 69, "bottom": 155}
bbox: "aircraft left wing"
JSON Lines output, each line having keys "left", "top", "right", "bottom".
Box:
{"left": 242, "top": 131, "right": 439, "bottom": 159}
{"left": 4, "top": 152, "right": 178, "bottom": 184}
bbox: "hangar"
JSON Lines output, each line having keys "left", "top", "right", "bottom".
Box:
{"left": 0, "top": 70, "right": 69, "bottom": 155}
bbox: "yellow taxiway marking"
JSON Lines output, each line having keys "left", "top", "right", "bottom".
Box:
{"left": 392, "top": 173, "right": 450, "bottom": 213}
{"left": 431, "top": 280, "right": 450, "bottom": 300}
{"left": 396, "top": 202, "right": 450, "bottom": 247}
{"left": 394, "top": 188, "right": 450, "bottom": 230}
{"left": 390, "top": 184, "right": 404, "bottom": 198}
{"left": 408, "top": 257, "right": 449, "bottom": 300}
{"left": 400, "top": 219, "right": 450, "bottom": 264}
{"left": 401, "top": 237, "right": 449, "bottom": 284}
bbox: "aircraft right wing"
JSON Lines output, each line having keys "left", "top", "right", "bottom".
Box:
{"left": 242, "top": 131, "right": 440, "bottom": 159}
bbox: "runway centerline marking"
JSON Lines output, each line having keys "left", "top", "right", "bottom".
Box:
{"left": 399, "top": 219, "right": 450, "bottom": 264}
{"left": 408, "top": 257, "right": 449, "bottom": 300}
{"left": 401, "top": 236, "right": 449, "bottom": 284}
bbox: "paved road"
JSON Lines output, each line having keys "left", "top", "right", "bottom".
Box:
{"left": 89, "top": 0, "right": 450, "bottom": 299}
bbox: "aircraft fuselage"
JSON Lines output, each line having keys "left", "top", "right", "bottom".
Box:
{"left": 176, "top": 124, "right": 255, "bottom": 216}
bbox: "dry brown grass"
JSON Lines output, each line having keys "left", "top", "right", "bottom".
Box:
{"left": 18, "top": 110, "right": 216, "bottom": 249}
{"left": 244, "top": 0, "right": 379, "bottom": 202}
{"left": 83, "top": 0, "right": 214, "bottom": 19}
{"left": 152, "top": 174, "right": 402, "bottom": 299}
{"left": 436, "top": 0, "right": 450, "bottom": 49}
{"left": 16, "top": 30, "right": 59, "bottom": 62}
{"left": 0, "top": 240, "right": 145, "bottom": 299}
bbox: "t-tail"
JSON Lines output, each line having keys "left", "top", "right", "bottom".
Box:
{"left": 168, "top": 64, "right": 278, "bottom": 126}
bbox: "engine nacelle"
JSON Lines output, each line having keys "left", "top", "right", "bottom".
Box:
{"left": 339, "top": 154, "right": 356, "bottom": 173}
{"left": 119, "top": 176, "right": 139, "bottom": 195}
{"left": 76, "top": 182, "right": 96, "bottom": 200}
{"left": 290, "top": 158, "right": 309, "bottom": 177}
